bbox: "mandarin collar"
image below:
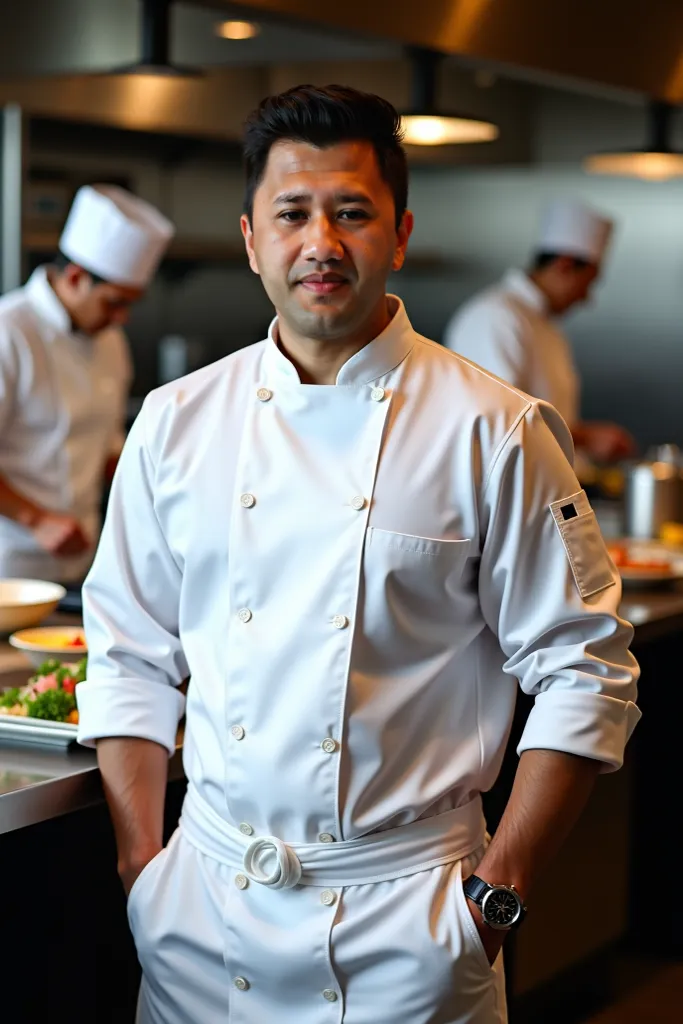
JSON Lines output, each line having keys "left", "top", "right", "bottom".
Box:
{"left": 24, "top": 266, "right": 72, "bottom": 335}
{"left": 263, "top": 295, "right": 415, "bottom": 386}
{"left": 503, "top": 268, "right": 549, "bottom": 315}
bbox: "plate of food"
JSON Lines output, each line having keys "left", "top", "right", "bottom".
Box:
{"left": 606, "top": 541, "right": 683, "bottom": 587}
{"left": 0, "top": 656, "right": 86, "bottom": 746}
{"left": 8, "top": 626, "right": 87, "bottom": 666}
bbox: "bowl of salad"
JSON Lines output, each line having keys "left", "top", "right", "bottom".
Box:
{"left": 9, "top": 626, "right": 87, "bottom": 666}
{"left": 0, "top": 656, "right": 87, "bottom": 726}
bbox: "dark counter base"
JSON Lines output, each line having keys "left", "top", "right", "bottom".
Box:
{"left": 0, "top": 779, "right": 187, "bottom": 1023}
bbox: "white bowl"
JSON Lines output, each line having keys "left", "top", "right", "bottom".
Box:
{"left": 0, "top": 579, "right": 66, "bottom": 635}
{"left": 9, "top": 626, "right": 87, "bottom": 667}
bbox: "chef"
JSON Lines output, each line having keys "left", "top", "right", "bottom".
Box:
{"left": 77, "top": 86, "right": 639, "bottom": 1024}
{"left": 0, "top": 184, "right": 174, "bottom": 583}
{"left": 444, "top": 200, "right": 635, "bottom": 464}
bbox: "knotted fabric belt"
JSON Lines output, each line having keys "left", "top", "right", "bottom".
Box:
{"left": 180, "top": 783, "right": 486, "bottom": 889}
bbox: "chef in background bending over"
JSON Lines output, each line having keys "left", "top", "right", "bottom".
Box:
{"left": 0, "top": 185, "right": 174, "bottom": 582}
{"left": 444, "top": 200, "right": 634, "bottom": 465}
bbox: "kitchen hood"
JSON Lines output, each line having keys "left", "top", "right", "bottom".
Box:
{"left": 191, "top": 0, "right": 683, "bottom": 104}
{"left": 401, "top": 47, "right": 498, "bottom": 146}
{"left": 585, "top": 100, "right": 683, "bottom": 181}
{"left": 107, "top": 0, "right": 201, "bottom": 77}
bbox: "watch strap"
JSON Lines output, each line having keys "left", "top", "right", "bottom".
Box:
{"left": 463, "top": 873, "right": 490, "bottom": 906}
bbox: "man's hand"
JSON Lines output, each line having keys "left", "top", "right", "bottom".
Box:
{"left": 464, "top": 894, "right": 507, "bottom": 966}
{"left": 31, "top": 511, "right": 90, "bottom": 557}
{"left": 119, "top": 845, "right": 163, "bottom": 897}
{"left": 574, "top": 421, "right": 636, "bottom": 464}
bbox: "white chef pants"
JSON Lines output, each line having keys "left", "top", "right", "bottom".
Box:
{"left": 128, "top": 829, "right": 507, "bottom": 1024}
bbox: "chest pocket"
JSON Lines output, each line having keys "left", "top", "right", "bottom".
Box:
{"left": 363, "top": 528, "right": 472, "bottom": 647}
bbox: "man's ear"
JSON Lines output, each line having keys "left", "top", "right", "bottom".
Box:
{"left": 62, "top": 263, "right": 93, "bottom": 294}
{"left": 241, "top": 214, "right": 260, "bottom": 276}
{"left": 392, "top": 210, "right": 414, "bottom": 273}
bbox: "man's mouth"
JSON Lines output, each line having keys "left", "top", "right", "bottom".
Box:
{"left": 298, "top": 273, "right": 349, "bottom": 295}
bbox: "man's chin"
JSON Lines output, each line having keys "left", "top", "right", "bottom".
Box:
{"left": 289, "top": 300, "right": 355, "bottom": 339}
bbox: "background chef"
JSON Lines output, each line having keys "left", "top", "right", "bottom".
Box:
{"left": 444, "top": 199, "right": 635, "bottom": 465}
{"left": 0, "top": 184, "right": 174, "bottom": 583}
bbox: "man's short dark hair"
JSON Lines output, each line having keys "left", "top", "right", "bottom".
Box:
{"left": 532, "top": 252, "right": 591, "bottom": 272}
{"left": 243, "top": 84, "right": 408, "bottom": 230}
{"left": 53, "top": 251, "right": 107, "bottom": 286}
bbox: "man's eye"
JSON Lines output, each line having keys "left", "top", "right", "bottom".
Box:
{"left": 279, "top": 210, "right": 306, "bottom": 222}
{"left": 339, "top": 210, "right": 369, "bottom": 221}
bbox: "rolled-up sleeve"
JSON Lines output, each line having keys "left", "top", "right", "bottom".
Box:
{"left": 77, "top": 401, "right": 188, "bottom": 755}
{"left": 478, "top": 401, "right": 640, "bottom": 772}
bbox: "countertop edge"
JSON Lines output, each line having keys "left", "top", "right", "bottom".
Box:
{"left": 0, "top": 747, "right": 185, "bottom": 836}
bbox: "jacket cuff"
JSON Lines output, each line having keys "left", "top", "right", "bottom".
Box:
{"left": 76, "top": 678, "right": 185, "bottom": 756}
{"left": 517, "top": 689, "right": 641, "bottom": 772}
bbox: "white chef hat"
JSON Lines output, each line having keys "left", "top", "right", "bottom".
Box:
{"left": 536, "top": 200, "right": 614, "bottom": 264}
{"left": 59, "top": 185, "right": 175, "bottom": 289}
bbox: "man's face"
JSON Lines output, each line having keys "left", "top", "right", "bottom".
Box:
{"left": 553, "top": 259, "right": 600, "bottom": 315}
{"left": 74, "top": 280, "right": 144, "bottom": 334}
{"left": 241, "top": 140, "right": 412, "bottom": 343}
{"left": 59, "top": 265, "right": 144, "bottom": 334}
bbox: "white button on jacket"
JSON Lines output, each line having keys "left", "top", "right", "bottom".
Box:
{"left": 0, "top": 267, "right": 132, "bottom": 581}
{"left": 79, "top": 296, "right": 639, "bottom": 1024}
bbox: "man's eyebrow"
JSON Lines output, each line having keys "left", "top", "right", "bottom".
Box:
{"left": 333, "top": 191, "right": 374, "bottom": 204}
{"left": 274, "top": 191, "right": 311, "bottom": 205}
{"left": 273, "top": 191, "right": 375, "bottom": 205}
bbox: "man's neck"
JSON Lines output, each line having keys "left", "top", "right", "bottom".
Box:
{"left": 276, "top": 298, "right": 393, "bottom": 385}
{"left": 527, "top": 269, "right": 558, "bottom": 315}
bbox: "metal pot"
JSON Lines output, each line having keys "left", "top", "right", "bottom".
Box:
{"left": 624, "top": 445, "right": 683, "bottom": 539}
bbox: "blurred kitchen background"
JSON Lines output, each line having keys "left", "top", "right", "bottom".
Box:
{"left": 4, "top": 6, "right": 683, "bottom": 1024}
{"left": 2, "top": 0, "right": 683, "bottom": 448}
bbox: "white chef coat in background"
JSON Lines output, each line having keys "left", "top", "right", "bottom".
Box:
{"left": 444, "top": 268, "right": 581, "bottom": 428}
{"left": 77, "top": 297, "right": 639, "bottom": 1023}
{"left": 0, "top": 267, "right": 132, "bottom": 582}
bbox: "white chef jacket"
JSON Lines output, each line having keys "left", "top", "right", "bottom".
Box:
{"left": 77, "top": 296, "right": 639, "bottom": 1023}
{"left": 443, "top": 269, "right": 581, "bottom": 428}
{"left": 0, "top": 267, "right": 132, "bottom": 582}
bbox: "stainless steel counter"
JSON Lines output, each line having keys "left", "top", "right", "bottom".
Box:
{"left": 1, "top": 582, "right": 681, "bottom": 838}
{"left": 0, "top": 740, "right": 185, "bottom": 836}
{"left": 0, "top": 612, "right": 184, "bottom": 836}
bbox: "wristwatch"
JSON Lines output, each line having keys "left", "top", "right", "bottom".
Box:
{"left": 463, "top": 874, "right": 527, "bottom": 931}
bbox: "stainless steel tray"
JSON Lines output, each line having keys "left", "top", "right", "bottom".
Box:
{"left": 0, "top": 715, "right": 78, "bottom": 747}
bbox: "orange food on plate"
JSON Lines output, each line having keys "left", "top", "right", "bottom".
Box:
{"left": 607, "top": 543, "right": 672, "bottom": 573}
{"left": 66, "top": 709, "right": 79, "bottom": 725}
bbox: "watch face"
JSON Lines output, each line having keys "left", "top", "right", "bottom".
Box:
{"left": 481, "top": 886, "right": 522, "bottom": 930}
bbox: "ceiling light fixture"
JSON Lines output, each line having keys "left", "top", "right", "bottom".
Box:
{"left": 400, "top": 48, "right": 499, "bottom": 147}
{"left": 216, "top": 20, "right": 261, "bottom": 41}
{"left": 585, "top": 100, "right": 683, "bottom": 181}
{"left": 107, "top": 0, "right": 201, "bottom": 78}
